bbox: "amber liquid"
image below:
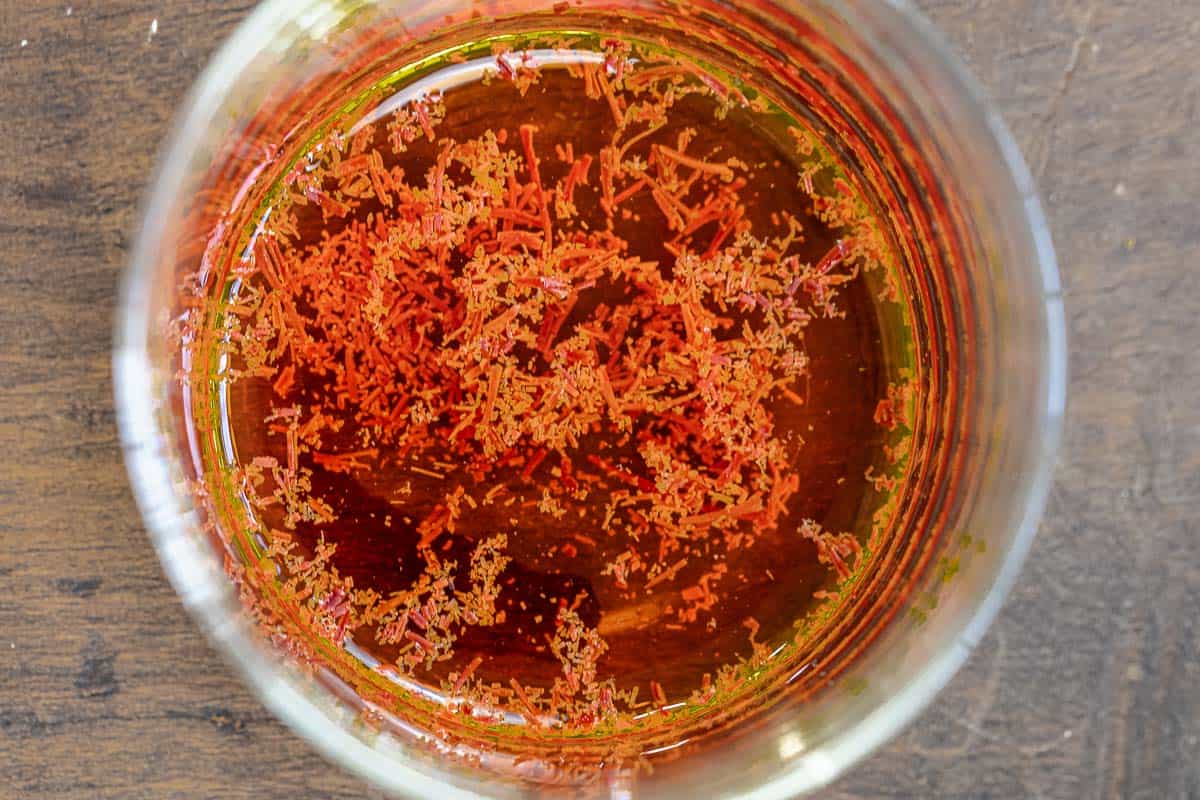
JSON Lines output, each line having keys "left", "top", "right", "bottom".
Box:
{"left": 203, "top": 48, "right": 897, "bottom": 722}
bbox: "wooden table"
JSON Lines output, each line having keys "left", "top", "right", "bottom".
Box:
{"left": 1, "top": 1, "right": 1196, "bottom": 797}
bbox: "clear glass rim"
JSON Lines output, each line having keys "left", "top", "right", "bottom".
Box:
{"left": 113, "top": 0, "right": 1067, "bottom": 797}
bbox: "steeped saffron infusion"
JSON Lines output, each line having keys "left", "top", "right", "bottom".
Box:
{"left": 176, "top": 34, "right": 918, "bottom": 774}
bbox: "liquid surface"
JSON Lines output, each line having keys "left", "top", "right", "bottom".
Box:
{"left": 186, "top": 41, "right": 910, "bottom": 739}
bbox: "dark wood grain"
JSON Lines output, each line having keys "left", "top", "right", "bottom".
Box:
{"left": 1, "top": 1, "right": 1196, "bottom": 798}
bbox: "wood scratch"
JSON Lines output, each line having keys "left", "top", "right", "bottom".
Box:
{"left": 1034, "top": 6, "right": 1097, "bottom": 180}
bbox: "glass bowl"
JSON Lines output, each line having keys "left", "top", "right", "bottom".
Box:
{"left": 115, "top": 0, "right": 1066, "bottom": 796}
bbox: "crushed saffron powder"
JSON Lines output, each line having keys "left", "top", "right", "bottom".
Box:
{"left": 185, "top": 39, "right": 913, "bottom": 741}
